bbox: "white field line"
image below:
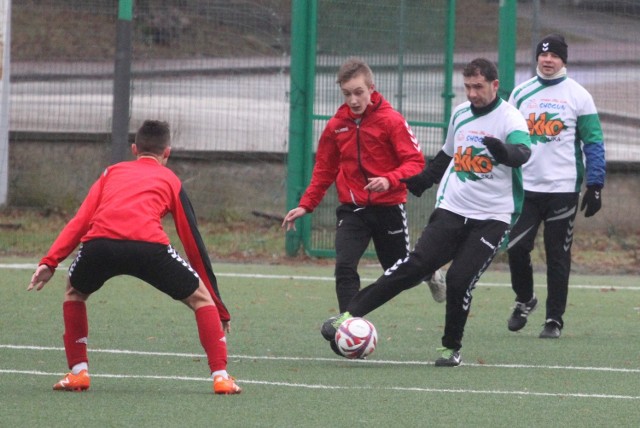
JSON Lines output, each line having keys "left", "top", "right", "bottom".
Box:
{"left": 0, "top": 368, "right": 638, "bottom": 400}
{"left": 2, "top": 346, "right": 639, "bottom": 400}
{"left": 5, "top": 266, "right": 637, "bottom": 400}
{"left": 2, "top": 264, "right": 638, "bottom": 290}
{"left": 1, "top": 344, "right": 639, "bottom": 374}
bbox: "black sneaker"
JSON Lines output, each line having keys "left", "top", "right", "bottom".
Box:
{"left": 329, "top": 340, "right": 343, "bottom": 357}
{"left": 320, "top": 312, "right": 351, "bottom": 341}
{"left": 539, "top": 320, "right": 561, "bottom": 339}
{"left": 434, "top": 347, "right": 461, "bottom": 367}
{"left": 507, "top": 296, "right": 538, "bottom": 331}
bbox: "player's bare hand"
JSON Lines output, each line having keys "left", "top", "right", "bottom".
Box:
{"left": 28, "top": 264, "right": 54, "bottom": 291}
{"left": 222, "top": 320, "right": 231, "bottom": 333}
{"left": 282, "top": 207, "right": 307, "bottom": 231}
{"left": 364, "top": 177, "right": 390, "bottom": 193}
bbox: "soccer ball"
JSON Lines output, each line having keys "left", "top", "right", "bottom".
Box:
{"left": 334, "top": 317, "right": 377, "bottom": 359}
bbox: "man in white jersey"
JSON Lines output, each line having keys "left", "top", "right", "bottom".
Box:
{"left": 320, "top": 58, "right": 531, "bottom": 366}
{"left": 506, "top": 34, "right": 606, "bottom": 339}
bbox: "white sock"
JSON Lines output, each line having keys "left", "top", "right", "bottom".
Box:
{"left": 212, "top": 370, "right": 229, "bottom": 379}
{"left": 71, "top": 362, "right": 88, "bottom": 375}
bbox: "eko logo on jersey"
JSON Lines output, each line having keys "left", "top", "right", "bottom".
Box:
{"left": 526, "top": 112, "right": 565, "bottom": 145}
{"left": 453, "top": 146, "right": 493, "bottom": 182}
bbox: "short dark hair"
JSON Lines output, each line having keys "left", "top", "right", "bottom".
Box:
{"left": 463, "top": 58, "right": 499, "bottom": 82}
{"left": 135, "top": 120, "right": 171, "bottom": 155}
{"left": 336, "top": 57, "right": 374, "bottom": 87}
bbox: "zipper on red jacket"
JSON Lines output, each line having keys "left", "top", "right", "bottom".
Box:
{"left": 354, "top": 117, "right": 372, "bottom": 205}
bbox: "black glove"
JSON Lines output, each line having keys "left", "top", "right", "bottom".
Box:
{"left": 580, "top": 185, "right": 602, "bottom": 217}
{"left": 400, "top": 172, "right": 434, "bottom": 197}
{"left": 482, "top": 136, "right": 508, "bottom": 163}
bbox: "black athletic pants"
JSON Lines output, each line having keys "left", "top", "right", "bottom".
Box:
{"left": 346, "top": 208, "right": 509, "bottom": 351}
{"left": 507, "top": 191, "right": 579, "bottom": 328}
{"left": 334, "top": 204, "right": 410, "bottom": 312}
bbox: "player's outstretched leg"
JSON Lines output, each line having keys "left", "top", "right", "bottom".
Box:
{"left": 187, "top": 283, "right": 242, "bottom": 395}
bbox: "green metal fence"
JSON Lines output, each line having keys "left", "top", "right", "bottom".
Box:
{"left": 286, "top": 0, "right": 456, "bottom": 257}
{"left": 6, "top": 0, "right": 640, "bottom": 258}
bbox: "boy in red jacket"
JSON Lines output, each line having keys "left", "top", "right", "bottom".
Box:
{"left": 28, "top": 120, "right": 241, "bottom": 395}
{"left": 282, "top": 58, "right": 445, "bottom": 354}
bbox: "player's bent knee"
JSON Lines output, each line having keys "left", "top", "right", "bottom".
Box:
{"left": 182, "top": 281, "right": 214, "bottom": 310}
{"left": 64, "top": 282, "right": 90, "bottom": 302}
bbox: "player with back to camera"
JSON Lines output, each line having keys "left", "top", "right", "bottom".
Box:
{"left": 282, "top": 58, "right": 447, "bottom": 355}
{"left": 322, "top": 58, "right": 532, "bottom": 366}
{"left": 28, "top": 120, "right": 242, "bottom": 395}
{"left": 506, "top": 34, "right": 606, "bottom": 338}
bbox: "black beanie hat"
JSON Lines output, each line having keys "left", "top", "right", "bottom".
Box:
{"left": 536, "top": 34, "right": 568, "bottom": 64}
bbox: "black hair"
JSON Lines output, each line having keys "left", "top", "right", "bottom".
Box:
{"left": 135, "top": 120, "right": 170, "bottom": 155}
{"left": 462, "top": 58, "right": 499, "bottom": 82}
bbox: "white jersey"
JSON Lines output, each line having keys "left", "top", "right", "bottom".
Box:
{"left": 436, "top": 98, "right": 531, "bottom": 224}
{"left": 509, "top": 76, "right": 604, "bottom": 193}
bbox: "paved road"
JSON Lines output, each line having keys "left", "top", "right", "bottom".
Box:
{"left": 7, "top": 3, "right": 640, "bottom": 160}
{"left": 10, "top": 64, "right": 639, "bottom": 161}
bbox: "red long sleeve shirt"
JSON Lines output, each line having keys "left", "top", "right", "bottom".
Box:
{"left": 299, "top": 91, "right": 425, "bottom": 212}
{"left": 40, "top": 157, "right": 230, "bottom": 321}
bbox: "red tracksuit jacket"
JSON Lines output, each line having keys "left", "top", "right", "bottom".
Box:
{"left": 299, "top": 91, "right": 425, "bottom": 212}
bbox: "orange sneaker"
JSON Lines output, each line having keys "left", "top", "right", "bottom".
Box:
{"left": 53, "top": 370, "right": 90, "bottom": 392}
{"left": 213, "top": 375, "right": 242, "bottom": 395}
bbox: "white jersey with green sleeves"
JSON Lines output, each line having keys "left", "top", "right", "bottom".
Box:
{"left": 436, "top": 98, "right": 530, "bottom": 225}
{"left": 508, "top": 76, "right": 603, "bottom": 193}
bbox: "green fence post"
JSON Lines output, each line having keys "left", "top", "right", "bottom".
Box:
{"left": 111, "top": 0, "right": 133, "bottom": 164}
{"left": 299, "top": 0, "right": 318, "bottom": 255}
{"left": 498, "top": 0, "right": 517, "bottom": 100}
{"left": 285, "top": 0, "right": 317, "bottom": 256}
{"left": 441, "top": 0, "right": 456, "bottom": 143}
{"left": 396, "top": 0, "right": 406, "bottom": 113}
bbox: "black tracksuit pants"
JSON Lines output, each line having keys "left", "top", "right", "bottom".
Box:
{"left": 334, "top": 203, "right": 411, "bottom": 312}
{"left": 507, "top": 191, "right": 579, "bottom": 328}
{"left": 346, "top": 208, "right": 509, "bottom": 351}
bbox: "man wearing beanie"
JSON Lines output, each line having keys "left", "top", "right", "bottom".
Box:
{"left": 506, "top": 33, "right": 606, "bottom": 339}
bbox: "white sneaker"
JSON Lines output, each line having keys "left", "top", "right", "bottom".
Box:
{"left": 426, "top": 269, "right": 446, "bottom": 303}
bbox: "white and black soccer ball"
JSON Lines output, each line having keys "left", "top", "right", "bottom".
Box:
{"left": 334, "top": 317, "right": 377, "bottom": 359}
